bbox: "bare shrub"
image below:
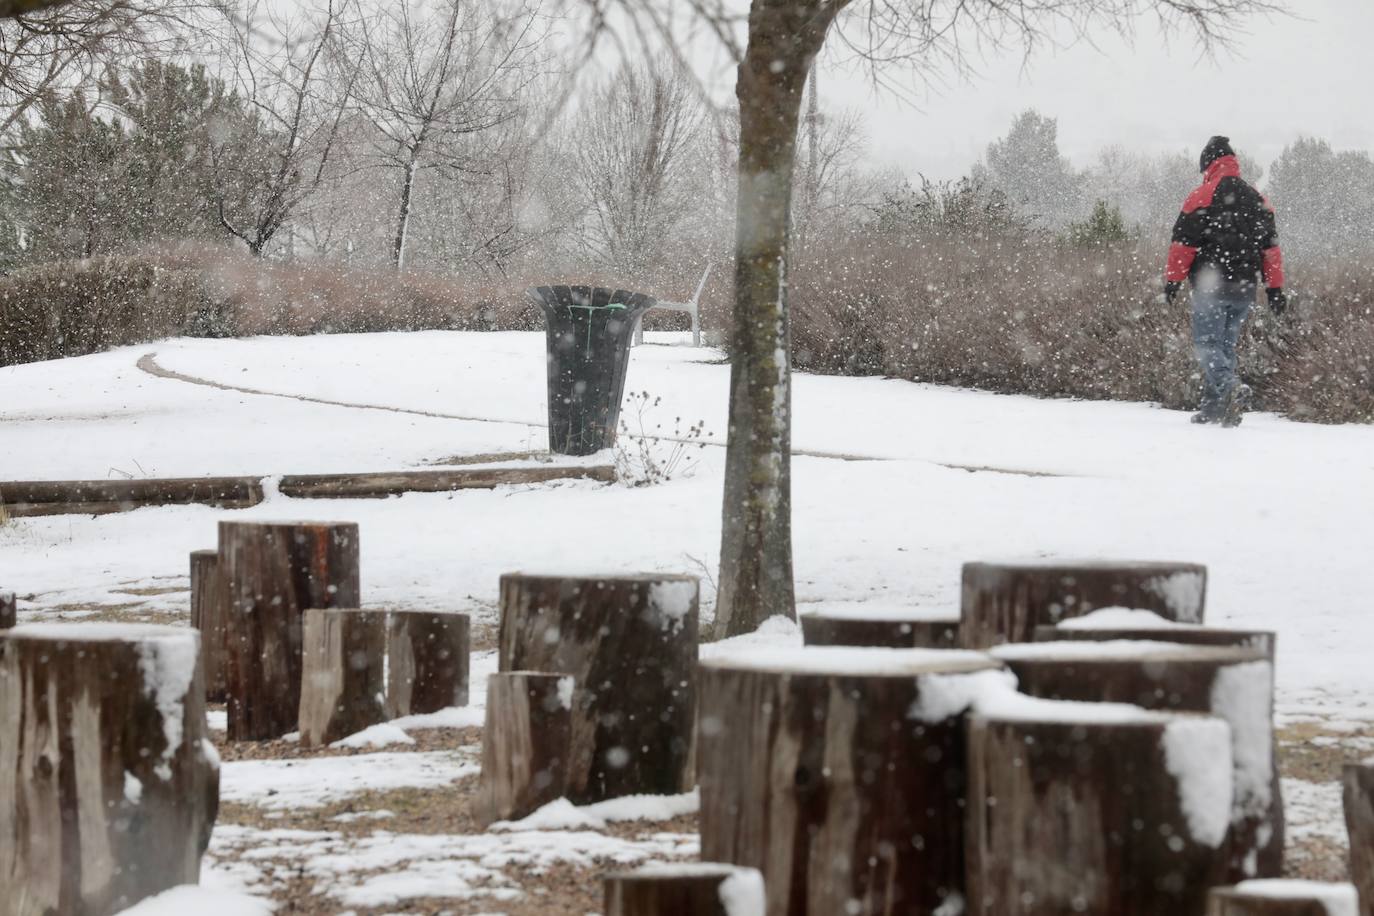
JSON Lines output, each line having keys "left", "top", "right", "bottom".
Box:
{"left": 787, "top": 228, "right": 1374, "bottom": 423}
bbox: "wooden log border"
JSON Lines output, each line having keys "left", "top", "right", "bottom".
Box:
{"left": 1, "top": 465, "right": 615, "bottom": 517}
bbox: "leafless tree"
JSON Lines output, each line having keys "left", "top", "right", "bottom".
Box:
{"left": 791, "top": 101, "right": 877, "bottom": 253}
{"left": 569, "top": 60, "right": 705, "bottom": 275}
{"left": 553, "top": 0, "right": 1285, "bottom": 639}
{"left": 210, "top": 0, "right": 361, "bottom": 257}
{"left": 0, "top": 0, "right": 211, "bottom": 139}
{"left": 349, "top": 0, "right": 544, "bottom": 272}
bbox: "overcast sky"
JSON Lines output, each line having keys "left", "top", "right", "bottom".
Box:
{"left": 793, "top": 0, "right": 1374, "bottom": 183}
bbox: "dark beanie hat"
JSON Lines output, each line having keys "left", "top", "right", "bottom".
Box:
{"left": 1200, "top": 135, "right": 1236, "bottom": 172}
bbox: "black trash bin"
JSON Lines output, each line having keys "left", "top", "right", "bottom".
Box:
{"left": 527, "top": 285, "right": 656, "bottom": 456}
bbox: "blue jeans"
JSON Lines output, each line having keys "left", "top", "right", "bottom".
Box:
{"left": 1192, "top": 277, "right": 1255, "bottom": 415}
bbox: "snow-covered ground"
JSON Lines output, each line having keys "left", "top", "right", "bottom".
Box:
{"left": 2, "top": 330, "right": 1371, "bottom": 910}
{"left": 4, "top": 330, "right": 1372, "bottom": 719}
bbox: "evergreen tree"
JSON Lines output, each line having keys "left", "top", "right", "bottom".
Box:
{"left": 17, "top": 91, "right": 134, "bottom": 260}
{"left": 102, "top": 59, "right": 225, "bottom": 240}
{"left": 975, "top": 109, "right": 1083, "bottom": 229}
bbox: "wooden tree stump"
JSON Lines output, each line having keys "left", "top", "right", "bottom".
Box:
{"left": 498, "top": 573, "right": 698, "bottom": 802}
{"left": 992, "top": 640, "right": 1282, "bottom": 880}
{"left": 0, "top": 623, "right": 220, "bottom": 916}
{"left": 299, "top": 609, "right": 388, "bottom": 747}
{"left": 698, "top": 646, "right": 1004, "bottom": 916}
{"left": 476, "top": 671, "right": 574, "bottom": 825}
{"left": 967, "top": 704, "right": 1234, "bottom": 916}
{"left": 961, "top": 560, "right": 1208, "bottom": 649}
{"left": 0, "top": 590, "right": 14, "bottom": 629}
{"left": 1208, "top": 882, "right": 1360, "bottom": 916}
{"left": 800, "top": 607, "right": 959, "bottom": 649}
{"left": 219, "top": 520, "right": 361, "bottom": 741}
{"left": 189, "top": 549, "right": 229, "bottom": 702}
{"left": 1035, "top": 619, "right": 1275, "bottom": 662}
{"left": 1343, "top": 761, "right": 1374, "bottom": 916}
{"left": 387, "top": 611, "right": 471, "bottom": 717}
{"left": 605, "top": 864, "right": 766, "bottom": 916}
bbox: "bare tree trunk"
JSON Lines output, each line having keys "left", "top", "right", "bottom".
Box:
{"left": 393, "top": 154, "right": 418, "bottom": 271}
{"left": 714, "top": 0, "right": 841, "bottom": 639}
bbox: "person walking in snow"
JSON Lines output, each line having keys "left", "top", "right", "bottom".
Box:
{"left": 1164, "top": 136, "right": 1287, "bottom": 427}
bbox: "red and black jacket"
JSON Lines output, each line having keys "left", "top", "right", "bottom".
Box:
{"left": 1165, "top": 156, "right": 1284, "bottom": 290}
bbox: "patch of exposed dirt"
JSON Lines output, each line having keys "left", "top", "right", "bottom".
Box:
{"left": 1278, "top": 723, "right": 1374, "bottom": 784}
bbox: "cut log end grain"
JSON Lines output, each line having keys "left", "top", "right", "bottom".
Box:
{"left": 476, "top": 671, "right": 575, "bottom": 826}
{"left": 960, "top": 560, "right": 1208, "bottom": 650}
{"left": 387, "top": 611, "right": 471, "bottom": 718}
{"left": 967, "top": 711, "right": 1233, "bottom": 916}
{"left": 1208, "top": 884, "right": 1360, "bottom": 916}
{"left": 800, "top": 613, "right": 959, "bottom": 649}
{"left": 220, "top": 520, "right": 361, "bottom": 741}
{"left": 298, "top": 608, "right": 388, "bottom": 747}
{"left": 604, "top": 864, "right": 766, "bottom": 916}
{"left": 190, "top": 549, "right": 228, "bottom": 702}
{"left": 1343, "top": 762, "right": 1374, "bottom": 916}
{"left": 697, "top": 652, "right": 1004, "bottom": 916}
{"left": 498, "top": 573, "right": 699, "bottom": 802}
{"left": 0, "top": 623, "right": 220, "bottom": 916}
{"left": 1034, "top": 623, "right": 1276, "bottom": 662}
{"left": 993, "top": 641, "right": 1282, "bottom": 881}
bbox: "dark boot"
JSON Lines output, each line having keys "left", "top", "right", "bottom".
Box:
{"left": 1221, "top": 384, "right": 1252, "bottom": 428}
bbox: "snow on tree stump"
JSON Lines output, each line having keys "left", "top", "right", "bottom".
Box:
{"left": 966, "top": 699, "right": 1234, "bottom": 916}
{"left": 386, "top": 610, "right": 471, "bottom": 717}
{"left": 0, "top": 590, "right": 14, "bottom": 629}
{"left": 991, "top": 640, "right": 1282, "bottom": 881}
{"left": 1208, "top": 881, "right": 1360, "bottom": 916}
{"left": 960, "top": 560, "right": 1207, "bottom": 649}
{"left": 189, "top": 549, "right": 229, "bottom": 702}
{"left": 1343, "top": 761, "right": 1374, "bottom": 916}
{"left": 697, "top": 646, "right": 1004, "bottom": 916}
{"left": 799, "top": 605, "right": 959, "bottom": 649}
{"left": 299, "top": 608, "right": 388, "bottom": 747}
{"left": 604, "top": 863, "right": 766, "bottom": 916}
{"left": 476, "top": 671, "right": 574, "bottom": 825}
{"left": 498, "top": 573, "right": 698, "bottom": 802}
{"left": 218, "top": 520, "right": 360, "bottom": 741}
{"left": 0, "top": 623, "right": 220, "bottom": 916}
{"left": 1033, "top": 608, "right": 1275, "bottom": 661}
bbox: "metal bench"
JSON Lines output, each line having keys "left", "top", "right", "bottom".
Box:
{"left": 634, "top": 264, "right": 712, "bottom": 348}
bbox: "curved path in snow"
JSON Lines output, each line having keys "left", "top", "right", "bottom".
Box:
{"left": 135, "top": 351, "right": 1062, "bottom": 477}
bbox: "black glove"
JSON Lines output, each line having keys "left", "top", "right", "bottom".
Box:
{"left": 1164, "top": 281, "right": 1182, "bottom": 305}
{"left": 1267, "top": 288, "right": 1288, "bottom": 316}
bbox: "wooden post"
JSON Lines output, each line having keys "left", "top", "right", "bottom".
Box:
{"left": 1035, "top": 622, "right": 1275, "bottom": 662}
{"left": 967, "top": 707, "right": 1233, "bottom": 916}
{"left": 961, "top": 560, "right": 1207, "bottom": 649}
{"left": 1344, "top": 761, "right": 1374, "bottom": 916}
{"left": 387, "top": 611, "right": 471, "bottom": 717}
{"left": 0, "top": 590, "right": 14, "bottom": 629}
{"left": 992, "top": 640, "right": 1282, "bottom": 881}
{"left": 299, "top": 608, "right": 388, "bottom": 747}
{"left": 476, "top": 671, "right": 574, "bottom": 825}
{"left": 189, "top": 549, "right": 229, "bottom": 702}
{"left": 698, "top": 647, "right": 1003, "bottom": 916}
{"left": 219, "top": 520, "right": 361, "bottom": 741}
{"left": 0, "top": 623, "right": 220, "bottom": 916}
{"left": 498, "top": 573, "right": 698, "bottom": 802}
{"left": 800, "top": 610, "right": 959, "bottom": 649}
{"left": 605, "top": 864, "right": 765, "bottom": 916}
{"left": 1208, "top": 883, "right": 1360, "bottom": 916}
